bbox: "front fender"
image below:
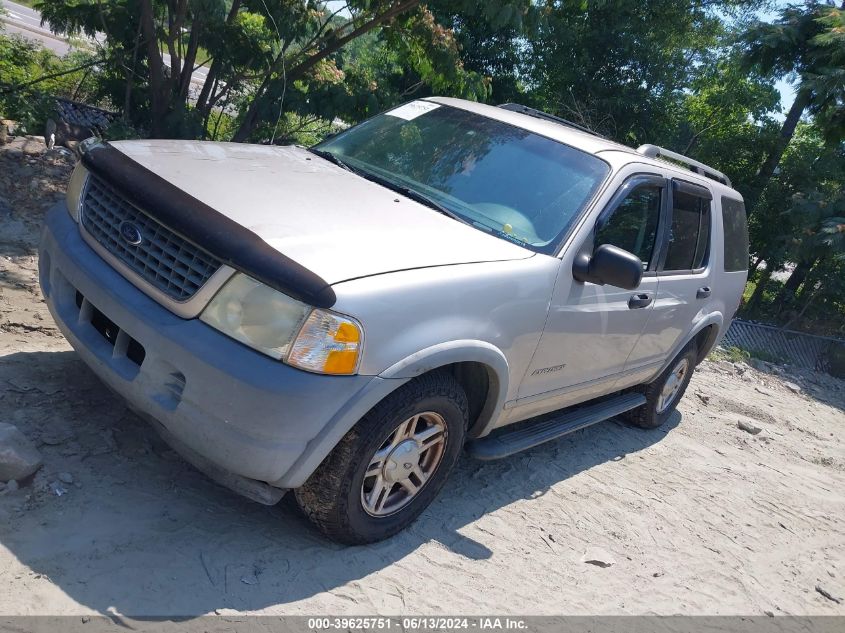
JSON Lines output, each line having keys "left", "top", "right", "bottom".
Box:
{"left": 380, "top": 340, "right": 510, "bottom": 438}
{"left": 274, "top": 341, "right": 511, "bottom": 487}
{"left": 271, "top": 374, "right": 411, "bottom": 488}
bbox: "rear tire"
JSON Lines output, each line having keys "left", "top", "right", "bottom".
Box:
{"left": 624, "top": 346, "right": 697, "bottom": 429}
{"left": 295, "top": 371, "right": 468, "bottom": 545}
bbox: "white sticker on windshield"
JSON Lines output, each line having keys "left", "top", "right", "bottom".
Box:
{"left": 385, "top": 101, "right": 441, "bottom": 121}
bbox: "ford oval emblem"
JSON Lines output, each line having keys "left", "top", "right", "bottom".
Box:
{"left": 119, "top": 221, "right": 143, "bottom": 246}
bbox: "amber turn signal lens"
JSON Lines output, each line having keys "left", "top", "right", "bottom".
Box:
{"left": 286, "top": 310, "right": 363, "bottom": 375}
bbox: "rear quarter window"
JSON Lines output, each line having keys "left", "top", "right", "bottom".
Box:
{"left": 721, "top": 196, "right": 749, "bottom": 272}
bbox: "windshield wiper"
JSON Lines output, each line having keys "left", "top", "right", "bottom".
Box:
{"left": 357, "top": 171, "right": 473, "bottom": 227}
{"left": 310, "top": 149, "right": 472, "bottom": 227}
{"left": 308, "top": 148, "right": 354, "bottom": 172}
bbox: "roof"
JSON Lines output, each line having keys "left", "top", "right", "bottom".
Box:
{"left": 428, "top": 96, "right": 636, "bottom": 155}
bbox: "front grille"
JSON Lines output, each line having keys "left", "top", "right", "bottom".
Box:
{"left": 80, "top": 175, "right": 221, "bottom": 301}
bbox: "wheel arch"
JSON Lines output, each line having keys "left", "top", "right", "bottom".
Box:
{"left": 664, "top": 313, "right": 724, "bottom": 373}
{"left": 275, "top": 341, "right": 509, "bottom": 488}
{"left": 693, "top": 322, "right": 721, "bottom": 363}
{"left": 378, "top": 340, "right": 510, "bottom": 438}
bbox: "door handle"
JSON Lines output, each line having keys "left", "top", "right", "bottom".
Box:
{"left": 628, "top": 293, "right": 653, "bottom": 309}
{"left": 696, "top": 286, "right": 712, "bottom": 299}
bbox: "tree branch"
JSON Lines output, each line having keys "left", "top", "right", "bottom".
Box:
{"left": 0, "top": 57, "right": 103, "bottom": 94}
{"left": 232, "top": 0, "right": 422, "bottom": 141}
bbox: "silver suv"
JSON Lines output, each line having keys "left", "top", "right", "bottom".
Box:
{"left": 39, "top": 97, "right": 749, "bottom": 543}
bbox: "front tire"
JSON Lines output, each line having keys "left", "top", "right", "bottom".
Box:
{"left": 624, "top": 346, "right": 697, "bottom": 429}
{"left": 295, "top": 372, "right": 468, "bottom": 545}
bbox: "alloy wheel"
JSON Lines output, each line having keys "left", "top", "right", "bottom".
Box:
{"left": 360, "top": 411, "right": 448, "bottom": 517}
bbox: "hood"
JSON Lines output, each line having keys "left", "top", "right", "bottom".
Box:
{"left": 109, "top": 140, "right": 533, "bottom": 285}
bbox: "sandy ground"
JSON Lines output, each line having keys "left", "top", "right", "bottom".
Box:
{"left": 1, "top": 135, "right": 844, "bottom": 617}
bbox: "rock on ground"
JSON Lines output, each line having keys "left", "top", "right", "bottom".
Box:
{"left": 0, "top": 422, "right": 42, "bottom": 482}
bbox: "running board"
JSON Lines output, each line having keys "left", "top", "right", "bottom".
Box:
{"left": 466, "top": 393, "right": 647, "bottom": 460}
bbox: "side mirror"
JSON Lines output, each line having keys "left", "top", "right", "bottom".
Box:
{"left": 573, "top": 244, "right": 644, "bottom": 290}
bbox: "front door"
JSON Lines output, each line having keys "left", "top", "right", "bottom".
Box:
{"left": 516, "top": 174, "right": 667, "bottom": 413}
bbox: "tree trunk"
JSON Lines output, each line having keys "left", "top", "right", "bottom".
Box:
{"left": 196, "top": 0, "right": 241, "bottom": 115}
{"left": 140, "top": 0, "right": 169, "bottom": 137}
{"left": 781, "top": 285, "right": 821, "bottom": 332}
{"left": 745, "top": 268, "right": 773, "bottom": 313}
{"left": 123, "top": 17, "right": 144, "bottom": 121}
{"left": 746, "top": 89, "right": 812, "bottom": 216}
{"left": 795, "top": 255, "right": 828, "bottom": 305}
{"left": 179, "top": 15, "right": 202, "bottom": 102}
{"left": 775, "top": 256, "right": 818, "bottom": 311}
{"left": 231, "top": 70, "right": 276, "bottom": 143}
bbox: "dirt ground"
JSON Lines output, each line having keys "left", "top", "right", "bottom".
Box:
{"left": 1, "top": 135, "right": 844, "bottom": 617}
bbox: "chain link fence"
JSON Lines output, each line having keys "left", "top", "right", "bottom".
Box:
{"left": 722, "top": 319, "right": 845, "bottom": 375}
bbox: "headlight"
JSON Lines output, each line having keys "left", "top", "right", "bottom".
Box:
{"left": 200, "top": 274, "right": 311, "bottom": 359}
{"left": 200, "top": 274, "right": 363, "bottom": 375}
{"left": 65, "top": 163, "right": 89, "bottom": 222}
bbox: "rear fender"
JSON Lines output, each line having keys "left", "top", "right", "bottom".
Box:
{"left": 663, "top": 312, "right": 724, "bottom": 373}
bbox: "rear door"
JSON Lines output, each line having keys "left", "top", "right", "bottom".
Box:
{"left": 626, "top": 178, "right": 715, "bottom": 370}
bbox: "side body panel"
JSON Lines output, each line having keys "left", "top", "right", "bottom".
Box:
{"left": 281, "top": 252, "right": 562, "bottom": 482}
{"left": 331, "top": 255, "right": 561, "bottom": 420}
{"left": 629, "top": 172, "right": 747, "bottom": 374}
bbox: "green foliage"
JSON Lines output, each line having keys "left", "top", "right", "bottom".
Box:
{"left": 740, "top": 1, "right": 845, "bottom": 212}
{"left": 709, "top": 345, "right": 789, "bottom": 365}
{"left": 708, "top": 346, "right": 750, "bottom": 364}
{"left": 0, "top": 32, "right": 101, "bottom": 134}
{"left": 748, "top": 347, "right": 788, "bottom": 365}
{"left": 2, "top": 0, "right": 844, "bottom": 339}
{"left": 673, "top": 56, "right": 781, "bottom": 194}
{"left": 525, "top": 0, "right": 750, "bottom": 144}
{"left": 100, "top": 117, "right": 143, "bottom": 140}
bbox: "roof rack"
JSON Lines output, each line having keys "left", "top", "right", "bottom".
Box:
{"left": 498, "top": 103, "right": 607, "bottom": 139}
{"left": 497, "top": 104, "right": 732, "bottom": 188}
{"left": 636, "top": 144, "right": 731, "bottom": 187}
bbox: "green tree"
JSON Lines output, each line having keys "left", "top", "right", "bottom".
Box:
{"left": 0, "top": 31, "right": 100, "bottom": 133}
{"left": 671, "top": 55, "right": 782, "bottom": 195}
{"left": 742, "top": 123, "right": 845, "bottom": 323}
{"left": 34, "top": 1, "right": 537, "bottom": 140}
{"left": 741, "top": 1, "right": 845, "bottom": 213}
{"left": 525, "top": 0, "right": 753, "bottom": 145}
{"left": 229, "top": 1, "right": 541, "bottom": 141}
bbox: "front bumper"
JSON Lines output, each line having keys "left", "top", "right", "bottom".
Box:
{"left": 39, "top": 204, "right": 377, "bottom": 498}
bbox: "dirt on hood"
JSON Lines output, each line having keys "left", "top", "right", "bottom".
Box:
{"left": 0, "top": 135, "right": 844, "bottom": 618}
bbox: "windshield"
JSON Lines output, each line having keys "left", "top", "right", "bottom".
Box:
{"left": 314, "top": 101, "right": 610, "bottom": 254}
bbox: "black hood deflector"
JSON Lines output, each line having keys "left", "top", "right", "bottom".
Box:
{"left": 81, "top": 141, "right": 337, "bottom": 309}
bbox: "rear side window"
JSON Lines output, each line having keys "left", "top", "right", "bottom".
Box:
{"left": 721, "top": 196, "right": 749, "bottom": 272}
{"left": 663, "top": 186, "right": 711, "bottom": 271}
{"left": 595, "top": 185, "right": 661, "bottom": 268}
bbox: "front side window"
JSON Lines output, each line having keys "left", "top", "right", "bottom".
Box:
{"left": 595, "top": 185, "right": 661, "bottom": 268}
{"left": 663, "top": 187, "right": 711, "bottom": 271}
{"left": 315, "top": 102, "right": 610, "bottom": 254}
